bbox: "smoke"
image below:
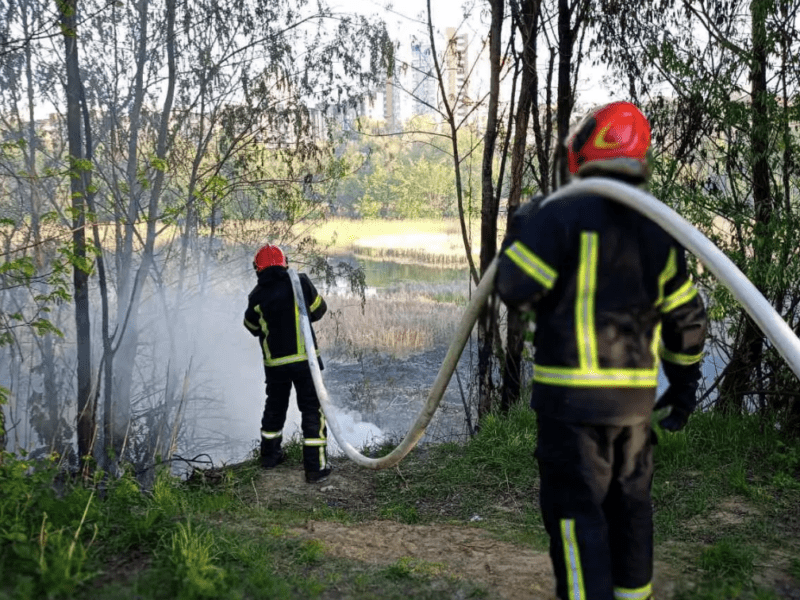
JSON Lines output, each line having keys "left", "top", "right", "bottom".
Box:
{"left": 175, "top": 256, "right": 384, "bottom": 467}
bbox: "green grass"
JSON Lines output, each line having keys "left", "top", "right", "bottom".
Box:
{"left": 0, "top": 408, "right": 798, "bottom": 599}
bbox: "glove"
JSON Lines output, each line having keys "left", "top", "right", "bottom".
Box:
{"left": 654, "top": 387, "right": 694, "bottom": 432}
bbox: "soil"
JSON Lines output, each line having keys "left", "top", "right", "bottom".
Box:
{"left": 248, "top": 461, "right": 681, "bottom": 600}
{"left": 321, "top": 346, "right": 480, "bottom": 445}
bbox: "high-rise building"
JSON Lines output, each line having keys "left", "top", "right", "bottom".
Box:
{"left": 445, "top": 28, "right": 470, "bottom": 121}
{"left": 383, "top": 41, "right": 404, "bottom": 132}
{"left": 410, "top": 37, "right": 437, "bottom": 118}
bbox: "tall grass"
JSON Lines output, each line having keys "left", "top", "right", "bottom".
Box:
{"left": 317, "top": 289, "right": 465, "bottom": 359}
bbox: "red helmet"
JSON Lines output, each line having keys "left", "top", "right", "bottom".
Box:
{"left": 253, "top": 244, "right": 287, "bottom": 272}
{"left": 566, "top": 101, "right": 651, "bottom": 180}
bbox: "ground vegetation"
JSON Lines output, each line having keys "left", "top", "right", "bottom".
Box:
{"left": 0, "top": 403, "right": 797, "bottom": 599}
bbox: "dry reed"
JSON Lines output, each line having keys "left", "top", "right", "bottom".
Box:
{"left": 316, "top": 291, "right": 464, "bottom": 359}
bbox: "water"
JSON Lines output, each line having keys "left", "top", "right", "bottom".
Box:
{"left": 325, "top": 255, "right": 468, "bottom": 295}
{"left": 357, "top": 257, "right": 467, "bottom": 287}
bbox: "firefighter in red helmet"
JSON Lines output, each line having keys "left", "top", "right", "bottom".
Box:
{"left": 495, "top": 102, "right": 707, "bottom": 600}
{"left": 244, "top": 244, "right": 332, "bottom": 483}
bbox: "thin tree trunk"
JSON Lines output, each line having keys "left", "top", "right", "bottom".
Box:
{"left": 553, "top": 0, "right": 575, "bottom": 190}
{"left": 426, "top": 0, "right": 480, "bottom": 285}
{"left": 477, "top": 0, "right": 505, "bottom": 418}
{"left": 57, "top": 0, "right": 94, "bottom": 463}
{"left": 108, "top": 0, "right": 151, "bottom": 461}
{"left": 718, "top": 0, "right": 771, "bottom": 414}
{"left": 502, "top": 0, "right": 539, "bottom": 411}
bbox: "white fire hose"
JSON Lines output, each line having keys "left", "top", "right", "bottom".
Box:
{"left": 288, "top": 260, "right": 497, "bottom": 469}
{"left": 289, "top": 176, "right": 800, "bottom": 470}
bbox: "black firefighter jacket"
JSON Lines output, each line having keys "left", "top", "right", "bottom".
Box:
{"left": 496, "top": 190, "right": 708, "bottom": 425}
{"left": 244, "top": 266, "right": 327, "bottom": 369}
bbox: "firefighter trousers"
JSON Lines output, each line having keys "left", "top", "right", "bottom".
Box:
{"left": 260, "top": 362, "right": 328, "bottom": 473}
{"left": 535, "top": 414, "right": 654, "bottom": 600}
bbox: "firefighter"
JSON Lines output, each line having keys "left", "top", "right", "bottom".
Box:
{"left": 243, "top": 244, "right": 332, "bottom": 484}
{"left": 495, "top": 101, "right": 707, "bottom": 600}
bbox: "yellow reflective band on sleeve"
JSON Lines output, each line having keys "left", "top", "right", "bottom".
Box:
{"left": 614, "top": 582, "right": 652, "bottom": 600}
{"left": 255, "top": 306, "right": 273, "bottom": 364}
{"left": 295, "top": 299, "right": 305, "bottom": 356}
{"left": 533, "top": 365, "right": 658, "bottom": 388}
{"left": 661, "top": 280, "right": 698, "bottom": 313}
{"left": 650, "top": 322, "right": 662, "bottom": 372}
{"left": 505, "top": 241, "right": 558, "bottom": 289}
{"left": 303, "top": 439, "right": 327, "bottom": 446}
{"left": 244, "top": 318, "right": 259, "bottom": 331}
{"left": 560, "top": 519, "right": 586, "bottom": 600}
{"left": 261, "top": 430, "right": 282, "bottom": 440}
{"left": 576, "top": 232, "right": 599, "bottom": 370}
{"left": 659, "top": 341, "right": 703, "bottom": 365}
{"left": 310, "top": 295, "right": 322, "bottom": 312}
{"left": 656, "top": 248, "right": 677, "bottom": 307}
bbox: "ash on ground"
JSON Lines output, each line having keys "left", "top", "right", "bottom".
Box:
{"left": 322, "top": 344, "right": 479, "bottom": 452}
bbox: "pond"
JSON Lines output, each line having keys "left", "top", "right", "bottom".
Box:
{"left": 323, "top": 255, "right": 469, "bottom": 296}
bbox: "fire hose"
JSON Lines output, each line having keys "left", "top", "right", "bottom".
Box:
{"left": 289, "top": 176, "right": 800, "bottom": 470}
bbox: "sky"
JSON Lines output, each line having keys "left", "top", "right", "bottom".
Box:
{"left": 329, "top": 0, "right": 483, "bottom": 35}
{"left": 329, "top": 0, "right": 615, "bottom": 109}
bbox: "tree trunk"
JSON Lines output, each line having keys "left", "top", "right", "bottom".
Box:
{"left": 717, "top": 0, "right": 772, "bottom": 414}
{"left": 106, "top": 0, "right": 151, "bottom": 461}
{"left": 501, "top": 0, "right": 540, "bottom": 411}
{"left": 477, "top": 0, "right": 505, "bottom": 418}
{"left": 553, "top": 0, "right": 575, "bottom": 190}
{"left": 57, "top": 0, "right": 95, "bottom": 463}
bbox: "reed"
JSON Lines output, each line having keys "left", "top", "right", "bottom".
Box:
{"left": 316, "top": 289, "right": 465, "bottom": 359}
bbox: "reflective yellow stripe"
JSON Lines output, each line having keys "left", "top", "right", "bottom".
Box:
{"left": 537, "top": 231, "right": 661, "bottom": 389}
{"left": 661, "top": 279, "right": 697, "bottom": 313}
{"left": 576, "top": 232, "right": 599, "bottom": 370}
{"left": 310, "top": 295, "right": 322, "bottom": 312}
{"left": 614, "top": 582, "right": 652, "bottom": 600}
{"left": 533, "top": 364, "right": 658, "bottom": 388}
{"left": 318, "top": 409, "right": 326, "bottom": 440}
{"left": 244, "top": 318, "right": 259, "bottom": 331}
{"left": 657, "top": 248, "right": 677, "bottom": 307}
{"left": 264, "top": 350, "right": 319, "bottom": 367}
{"left": 560, "top": 519, "right": 585, "bottom": 600}
{"left": 254, "top": 306, "right": 273, "bottom": 364}
{"left": 295, "top": 298, "right": 305, "bottom": 356}
{"left": 261, "top": 430, "right": 282, "bottom": 440}
{"left": 303, "top": 439, "right": 327, "bottom": 446}
{"left": 660, "top": 341, "right": 703, "bottom": 365}
{"left": 505, "top": 241, "right": 558, "bottom": 289}
{"left": 256, "top": 299, "right": 319, "bottom": 367}
{"left": 317, "top": 409, "right": 327, "bottom": 468}
{"left": 650, "top": 322, "right": 662, "bottom": 372}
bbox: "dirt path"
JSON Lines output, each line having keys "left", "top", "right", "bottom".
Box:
{"left": 295, "top": 519, "right": 555, "bottom": 600}
{"left": 251, "top": 465, "right": 680, "bottom": 600}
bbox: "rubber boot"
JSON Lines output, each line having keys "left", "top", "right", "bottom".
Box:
{"left": 260, "top": 435, "right": 285, "bottom": 469}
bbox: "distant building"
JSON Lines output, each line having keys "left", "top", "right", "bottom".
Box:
{"left": 383, "top": 40, "right": 405, "bottom": 133}
{"left": 445, "top": 28, "right": 470, "bottom": 122}
{"left": 316, "top": 26, "right": 490, "bottom": 136}
{"left": 410, "top": 37, "right": 437, "bottom": 117}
